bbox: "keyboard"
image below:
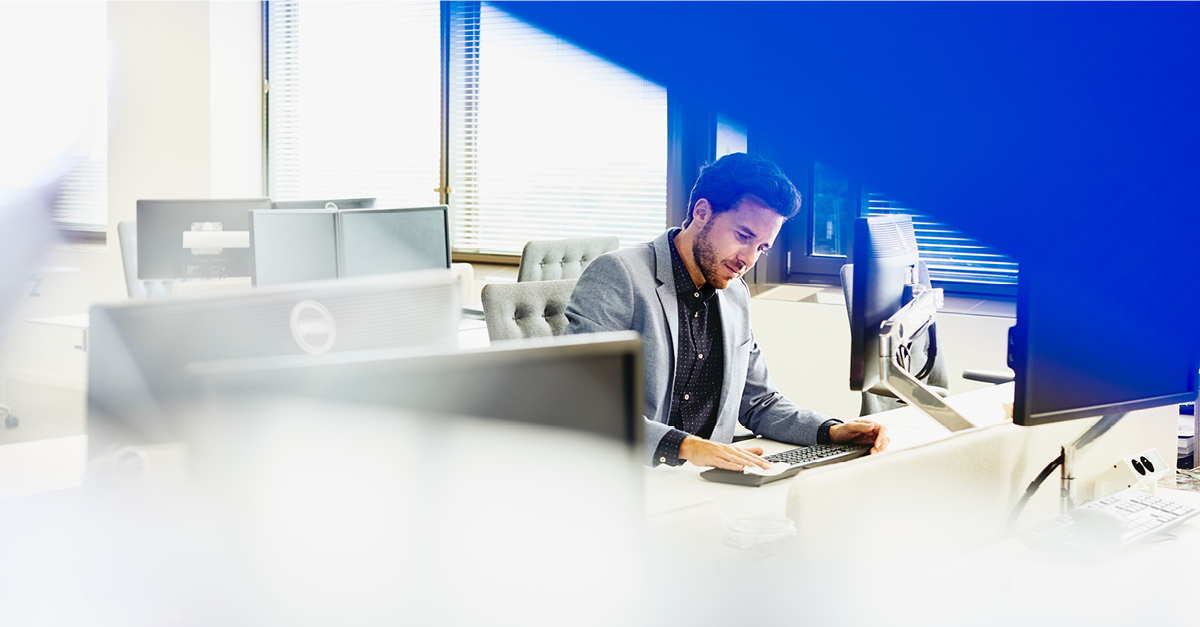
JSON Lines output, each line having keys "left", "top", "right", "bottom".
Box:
{"left": 699, "top": 442, "right": 871, "bottom": 487}
{"left": 1019, "top": 488, "right": 1198, "bottom": 558}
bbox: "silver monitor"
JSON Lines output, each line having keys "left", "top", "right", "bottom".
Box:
{"left": 189, "top": 331, "right": 644, "bottom": 448}
{"left": 136, "top": 198, "right": 272, "bottom": 280}
{"left": 248, "top": 209, "right": 340, "bottom": 286}
{"left": 87, "top": 270, "right": 461, "bottom": 459}
{"left": 339, "top": 206, "right": 451, "bottom": 277}
{"left": 271, "top": 197, "right": 376, "bottom": 211}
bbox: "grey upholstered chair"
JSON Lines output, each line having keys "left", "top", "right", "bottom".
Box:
{"left": 118, "top": 220, "right": 180, "bottom": 299}
{"left": 517, "top": 236, "right": 620, "bottom": 282}
{"left": 840, "top": 261, "right": 950, "bottom": 416}
{"left": 481, "top": 278, "right": 578, "bottom": 341}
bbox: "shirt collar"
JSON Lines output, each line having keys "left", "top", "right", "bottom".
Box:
{"left": 668, "top": 228, "right": 718, "bottom": 306}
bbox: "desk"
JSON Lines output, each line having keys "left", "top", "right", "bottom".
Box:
{"left": 27, "top": 313, "right": 91, "bottom": 352}
{"left": 645, "top": 382, "right": 1014, "bottom": 519}
{"left": 643, "top": 383, "right": 1193, "bottom": 625}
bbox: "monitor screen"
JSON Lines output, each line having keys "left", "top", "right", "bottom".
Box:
{"left": 849, "top": 214, "right": 921, "bottom": 395}
{"left": 136, "top": 198, "right": 272, "bottom": 280}
{"left": 271, "top": 198, "right": 376, "bottom": 211}
{"left": 1011, "top": 265, "right": 1198, "bottom": 426}
{"left": 338, "top": 206, "right": 450, "bottom": 276}
{"left": 248, "top": 209, "right": 339, "bottom": 286}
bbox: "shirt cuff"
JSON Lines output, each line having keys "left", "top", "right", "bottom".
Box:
{"left": 653, "top": 428, "right": 689, "bottom": 466}
{"left": 816, "top": 419, "right": 844, "bottom": 445}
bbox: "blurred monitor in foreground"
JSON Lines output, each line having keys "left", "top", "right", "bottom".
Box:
{"left": 87, "top": 270, "right": 461, "bottom": 459}
{"left": 136, "top": 198, "right": 272, "bottom": 280}
{"left": 189, "top": 331, "right": 644, "bottom": 449}
{"left": 248, "top": 209, "right": 339, "bottom": 286}
{"left": 271, "top": 197, "right": 376, "bottom": 211}
{"left": 339, "top": 206, "right": 450, "bottom": 276}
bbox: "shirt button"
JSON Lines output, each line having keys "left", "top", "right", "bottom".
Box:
{"left": 698, "top": 353, "right": 704, "bottom": 359}
{"left": 684, "top": 393, "right": 690, "bottom": 400}
{"left": 660, "top": 456, "right": 667, "bottom": 463}
{"left": 694, "top": 292, "right": 700, "bottom": 298}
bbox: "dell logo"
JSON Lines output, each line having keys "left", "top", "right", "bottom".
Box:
{"left": 290, "top": 300, "right": 337, "bottom": 354}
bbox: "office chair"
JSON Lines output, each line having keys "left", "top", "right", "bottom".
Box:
{"left": 480, "top": 278, "right": 577, "bottom": 341}
{"left": 517, "top": 236, "right": 620, "bottom": 282}
{"left": 117, "top": 221, "right": 180, "bottom": 299}
{"left": 840, "top": 261, "right": 951, "bottom": 416}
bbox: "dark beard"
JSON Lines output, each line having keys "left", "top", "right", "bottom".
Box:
{"left": 691, "top": 220, "right": 731, "bottom": 289}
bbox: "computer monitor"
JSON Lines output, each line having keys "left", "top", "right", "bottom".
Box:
{"left": 271, "top": 197, "right": 376, "bottom": 211}
{"left": 849, "top": 214, "right": 922, "bottom": 395}
{"left": 1011, "top": 267, "right": 1198, "bottom": 426}
{"left": 188, "top": 331, "right": 644, "bottom": 448}
{"left": 86, "top": 270, "right": 461, "bottom": 459}
{"left": 136, "top": 198, "right": 272, "bottom": 280}
{"left": 248, "top": 209, "right": 340, "bottom": 286}
{"left": 339, "top": 206, "right": 451, "bottom": 277}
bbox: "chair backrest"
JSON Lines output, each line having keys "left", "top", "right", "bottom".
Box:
{"left": 117, "top": 221, "right": 179, "bottom": 299}
{"left": 481, "top": 279, "right": 577, "bottom": 341}
{"left": 840, "top": 261, "right": 949, "bottom": 416}
{"left": 517, "top": 236, "right": 620, "bottom": 282}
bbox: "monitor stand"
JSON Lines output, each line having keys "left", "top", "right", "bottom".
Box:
{"left": 877, "top": 285, "right": 976, "bottom": 432}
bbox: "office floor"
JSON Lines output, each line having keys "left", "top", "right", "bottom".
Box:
{"left": 0, "top": 378, "right": 85, "bottom": 446}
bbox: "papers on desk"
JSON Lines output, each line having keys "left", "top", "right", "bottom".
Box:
{"left": 742, "top": 461, "right": 791, "bottom": 477}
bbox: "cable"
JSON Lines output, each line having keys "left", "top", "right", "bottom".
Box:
{"left": 1000, "top": 452, "right": 1063, "bottom": 538}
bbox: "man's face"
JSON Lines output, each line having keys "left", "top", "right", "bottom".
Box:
{"left": 691, "top": 196, "right": 785, "bottom": 289}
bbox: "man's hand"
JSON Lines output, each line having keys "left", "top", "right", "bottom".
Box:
{"left": 678, "top": 436, "right": 772, "bottom": 470}
{"left": 829, "top": 419, "right": 890, "bottom": 454}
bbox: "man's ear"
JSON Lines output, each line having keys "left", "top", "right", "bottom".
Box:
{"left": 692, "top": 199, "right": 712, "bottom": 226}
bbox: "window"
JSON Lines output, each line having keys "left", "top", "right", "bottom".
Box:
{"left": 865, "top": 193, "right": 1018, "bottom": 292}
{"left": 266, "top": 1, "right": 441, "bottom": 206}
{"left": 1, "top": 3, "right": 109, "bottom": 239}
{"left": 783, "top": 160, "right": 1018, "bottom": 295}
{"left": 448, "top": 2, "right": 668, "bottom": 255}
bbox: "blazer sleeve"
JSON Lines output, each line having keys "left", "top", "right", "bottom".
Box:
{"left": 565, "top": 253, "right": 673, "bottom": 465}
{"left": 565, "top": 253, "right": 635, "bottom": 335}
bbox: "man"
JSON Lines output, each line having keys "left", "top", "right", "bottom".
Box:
{"left": 566, "top": 152, "right": 888, "bottom": 469}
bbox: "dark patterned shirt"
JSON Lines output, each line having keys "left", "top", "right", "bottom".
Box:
{"left": 654, "top": 229, "right": 725, "bottom": 466}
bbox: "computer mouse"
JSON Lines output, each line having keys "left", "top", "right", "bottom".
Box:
{"left": 1068, "top": 507, "right": 1129, "bottom": 550}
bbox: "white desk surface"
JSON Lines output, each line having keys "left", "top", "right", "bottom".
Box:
{"left": 645, "top": 383, "right": 1015, "bottom": 518}
{"left": 27, "top": 313, "right": 91, "bottom": 329}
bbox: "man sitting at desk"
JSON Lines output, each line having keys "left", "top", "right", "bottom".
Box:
{"left": 566, "top": 153, "right": 888, "bottom": 469}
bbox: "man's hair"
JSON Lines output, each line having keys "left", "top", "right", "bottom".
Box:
{"left": 684, "top": 152, "right": 801, "bottom": 227}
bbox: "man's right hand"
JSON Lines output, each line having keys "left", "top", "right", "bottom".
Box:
{"left": 678, "top": 435, "right": 772, "bottom": 470}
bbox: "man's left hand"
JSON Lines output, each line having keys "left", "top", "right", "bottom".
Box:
{"left": 829, "top": 419, "right": 889, "bottom": 454}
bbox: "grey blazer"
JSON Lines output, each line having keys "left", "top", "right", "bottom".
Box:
{"left": 566, "top": 231, "right": 834, "bottom": 465}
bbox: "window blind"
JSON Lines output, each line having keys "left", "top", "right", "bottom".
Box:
{"left": 449, "top": 2, "right": 668, "bottom": 255}
{"left": 25, "top": 3, "right": 108, "bottom": 234}
{"left": 867, "top": 192, "right": 1018, "bottom": 287}
{"left": 266, "top": 1, "right": 441, "bottom": 207}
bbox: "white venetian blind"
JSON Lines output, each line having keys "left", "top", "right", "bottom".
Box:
{"left": 449, "top": 2, "right": 667, "bottom": 255}
{"left": 7, "top": 3, "right": 109, "bottom": 233}
{"left": 267, "top": 1, "right": 441, "bottom": 206}
{"left": 868, "top": 192, "right": 1019, "bottom": 287}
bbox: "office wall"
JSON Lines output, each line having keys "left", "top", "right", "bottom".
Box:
{"left": 752, "top": 298, "right": 1014, "bottom": 420}
{"left": 2, "top": 1, "right": 262, "bottom": 391}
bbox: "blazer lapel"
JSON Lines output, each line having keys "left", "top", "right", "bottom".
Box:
{"left": 714, "top": 287, "right": 739, "bottom": 424}
{"left": 651, "top": 232, "right": 679, "bottom": 363}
